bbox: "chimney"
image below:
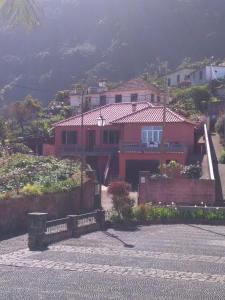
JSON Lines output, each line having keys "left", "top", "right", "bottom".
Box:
{"left": 132, "top": 103, "right": 137, "bottom": 113}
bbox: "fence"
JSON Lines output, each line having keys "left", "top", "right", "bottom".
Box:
{"left": 28, "top": 210, "right": 105, "bottom": 250}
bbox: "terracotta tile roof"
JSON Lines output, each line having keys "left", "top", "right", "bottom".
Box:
{"left": 55, "top": 102, "right": 152, "bottom": 127}
{"left": 112, "top": 106, "right": 195, "bottom": 124}
{"left": 108, "top": 77, "right": 160, "bottom": 93}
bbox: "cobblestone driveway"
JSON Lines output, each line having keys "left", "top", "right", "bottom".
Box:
{"left": 1, "top": 224, "right": 225, "bottom": 299}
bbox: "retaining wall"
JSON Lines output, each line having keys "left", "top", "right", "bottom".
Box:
{"left": 139, "top": 172, "right": 215, "bottom": 206}
{"left": 0, "top": 179, "right": 95, "bottom": 236}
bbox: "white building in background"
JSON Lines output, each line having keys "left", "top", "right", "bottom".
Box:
{"left": 69, "top": 77, "right": 165, "bottom": 112}
{"left": 166, "top": 68, "right": 194, "bottom": 87}
{"left": 189, "top": 65, "right": 225, "bottom": 86}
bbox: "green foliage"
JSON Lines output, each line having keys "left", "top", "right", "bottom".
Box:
{"left": 9, "top": 143, "right": 32, "bottom": 154}
{"left": 0, "top": 154, "right": 80, "bottom": 199}
{"left": 170, "top": 85, "right": 211, "bottom": 118}
{"left": 108, "top": 181, "right": 134, "bottom": 220}
{"left": 182, "top": 164, "right": 202, "bottom": 179}
{"left": 219, "top": 150, "right": 225, "bottom": 164}
{"left": 131, "top": 204, "right": 225, "bottom": 223}
{"left": 22, "top": 183, "right": 42, "bottom": 196}
{"left": 215, "top": 115, "right": 225, "bottom": 139}
{"left": 133, "top": 204, "right": 149, "bottom": 221}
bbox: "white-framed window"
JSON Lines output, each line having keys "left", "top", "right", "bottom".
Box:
{"left": 141, "top": 126, "right": 163, "bottom": 145}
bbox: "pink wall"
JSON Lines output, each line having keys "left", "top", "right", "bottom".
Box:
{"left": 119, "top": 152, "right": 187, "bottom": 178}
{"left": 139, "top": 172, "right": 215, "bottom": 206}
{"left": 43, "top": 144, "right": 56, "bottom": 156}
{"left": 123, "top": 122, "right": 195, "bottom": 146}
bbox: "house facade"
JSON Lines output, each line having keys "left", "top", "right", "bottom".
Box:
{"left": 43, "top": 102, "right": 196, "bottom": 186}
{"left": 69, "top": 77, "right": 165, "bottom": 113}
{"left": 166, "top": 68, "right": 194, "bottom": 87}
{"left": 189, "top": 66, "right": 225, "bottom": 86}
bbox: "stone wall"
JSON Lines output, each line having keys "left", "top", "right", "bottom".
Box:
{"left": 139, "top": 171, "right": 215, "bottom": 206}
{"left": 0, "top": 179, "right": 95, "bottom": 236}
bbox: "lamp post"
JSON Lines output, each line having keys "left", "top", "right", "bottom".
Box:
{"left": 97, "top": 113, "right": 106, "bottom": 209}
{"left": 80, "top": 88, "right": 85, "bottom": 213}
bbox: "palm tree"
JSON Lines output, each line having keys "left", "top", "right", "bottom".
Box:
{"left": 0, "top": 0, "right": 40, "bottom": 28}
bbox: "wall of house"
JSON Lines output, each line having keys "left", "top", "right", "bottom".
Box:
{"left": 54, "top": 124, "right": 122, "bottom": 156}
{"left": 119, "top": 152, "right": 187, "bottom": 179}
{"left": 123, "top": 122, "right": 195, "bottom": 146}
{"left": 167, "top": 69, "right": 193, "bottom": 87}
{"left": 0, "top": 179, "right": 95, "bottom": 236}
{"left": 139, "top": 172, "right": 215, "bottom": 206}
{"left": 102, "top": 89, "right": 160, "bottom": 104}
{"left": 190, "top": 66, "right": 225, "bottom": 86}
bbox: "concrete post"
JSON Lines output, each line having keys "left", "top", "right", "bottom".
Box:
{"left": 95, "top": 209, "right": 106, "bottom": 231}
{"left": 28, "top": 213, "right": 48, "bottom": 250}
{"left": 67, "top": 215, "right": 79, "bottom": 238}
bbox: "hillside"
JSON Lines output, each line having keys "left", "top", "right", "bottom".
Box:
{"left": 1, "top": 0, "right": 225, "bottom": 104}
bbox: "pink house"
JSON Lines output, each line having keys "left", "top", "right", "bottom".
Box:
{"left": 44, "top": 102, "right": 196, "bottom": 186}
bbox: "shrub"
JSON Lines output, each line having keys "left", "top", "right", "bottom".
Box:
{"left": 215, "top": 114, "right": 224, "bottom": 139}
{"left": 22, "top": 183, "right": 42, "bottom": 196}
{"left": 182, "top": 164, "right": 202, "bottom": 179}
{"left": 110, "top": 195, "right": 134, "bottom": 220}
{"left": 108, "top": 181, "right": 130, "bottom": 197}
{"left": 108, "top": 181, "right": 134, "bottom": 220}
{"left": 133, "top": 204, "right": 149, "bottom": 221}
{"left": 191, "top": 209, "right": 205, "bottom": 219}
{"left": 219, "top": 150, "right": 225, "bottom": 164}
{"left": 10, "top": 143, "right": 33, "bottom": 154}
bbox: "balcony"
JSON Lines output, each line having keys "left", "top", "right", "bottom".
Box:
{"left": 119, "top": 142, "right": 188, "bottom": 153}
{"left": 59, "top": 145, "right": 118, "bottom": 157}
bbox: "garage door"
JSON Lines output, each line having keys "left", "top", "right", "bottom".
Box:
{"left": 125, "top": 160, "right": 159, "bottom": 188}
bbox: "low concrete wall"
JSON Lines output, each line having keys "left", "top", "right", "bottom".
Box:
{"left": 0, "top": 179, "right": 95, "bottom": 236}
{"left": 139, "top": 172, "right": 215, "bottom": 206}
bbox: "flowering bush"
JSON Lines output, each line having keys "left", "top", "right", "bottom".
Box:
{"left": 181, "top": 164, "right": 202, "bottom": 179}
{"left": 108, "top": 181, "right": 134, "bottom": 220}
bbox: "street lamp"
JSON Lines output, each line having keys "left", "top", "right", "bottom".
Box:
{"left": 97, "top": 112, "right": 106, "bottom": 209}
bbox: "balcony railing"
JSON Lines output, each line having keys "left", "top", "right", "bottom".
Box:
{"left": 59, "top": 142, "right": 188, "bottom": 157}
{"left": 119, "top": 142, "right": 188, "bottom": 153}
{"left": 59, "top": 145, "right": 118, "bottom": 156}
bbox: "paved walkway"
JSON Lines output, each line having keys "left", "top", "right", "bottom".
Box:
{"left": 1, "top": 225, "right": 225, "bottom": 299}
{"left": 211, "top": 133, "right": 225, "bottom": 202}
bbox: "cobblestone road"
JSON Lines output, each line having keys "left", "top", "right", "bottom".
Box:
{"left": 1, "top": 224, "right": 225, "bottom": 299}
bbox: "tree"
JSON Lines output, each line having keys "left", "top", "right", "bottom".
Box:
{"left": 10, "top": 95, "right": 42, "bottom": 134}
{"left": 0, "top": 117, "right": 7, "bottom": 145}
{"left": 54, "top": 91, "right": 70, "bottom": 105}
{"left": 0, "top": 0, "right": 41, "bottom": 28}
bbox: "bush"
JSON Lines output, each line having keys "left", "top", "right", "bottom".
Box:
{"left": 182, "top": 164, "right": 202, "bottom": 179}
{"left": 22, "top": 183, "right": 43, "bottom": 196}
{"left": 9, "top": 143, "right": 33, "bottom": 154}
{"left": 0, "top": 154, "right": 80, "bottom": 196}
{"left": 215, "top": 115, "right": 224, "bottom": 139}
{"left": 219, "top": 150, "right": 225, "bottom": 164}
{"left": 133, "top": 204, "right": 149, "bottom": 221}
{"left": 108, "top": 181, "right": 130, "bottom": 197}
{"left": 108, "top": 181, "right": 134, "bottom": 220}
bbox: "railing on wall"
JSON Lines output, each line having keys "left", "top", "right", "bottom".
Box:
{"left": 60, "top": 145, "right": 118, "bottom": 156}
{"left": 28, "top": 210, "right": 106, "bottom": 250}
{"left": 204, "top": 124, "right": 215, "bottom": 180}
{"left": 120, "top": 142, "right": 187, "bottom": 153}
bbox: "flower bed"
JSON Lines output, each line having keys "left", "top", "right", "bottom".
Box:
{"left": 108, "top": 204, "right": 225, "bottom": 227}
{"left": 0, "top": 154, "right": 81, "bottom": 199}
